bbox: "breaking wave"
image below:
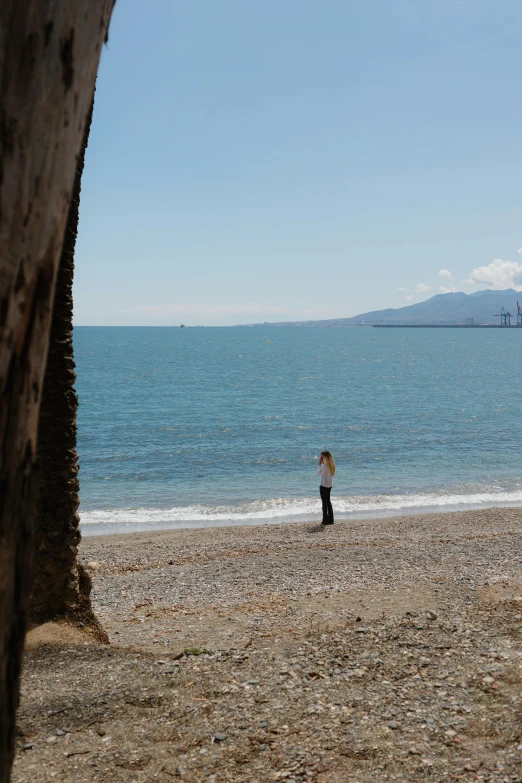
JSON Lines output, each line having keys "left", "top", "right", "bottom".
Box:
{"left": 80, "top": 488, "right": 522, "bottom": 535}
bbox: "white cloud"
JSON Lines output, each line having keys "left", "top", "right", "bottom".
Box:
{"left": 439, "top": 269, "right": 453, "bottom": 279}
{"left": 414, "top": 283, "right": 431, "bottom": 293}
{"left": 467, "top": 257, "right": 522, "bottom": 290}
{"left": 397, "top": 286, "right": 406, "bottom": 292}
{"left": 440, "top": 286, "right": 456, "bottom": 294}
{"left": 405, "top": 295, "right": 414, "bottom": 301}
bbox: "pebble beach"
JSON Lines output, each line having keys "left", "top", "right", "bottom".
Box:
{"left": 13, "top": 507, "right": 522, "bottom": 782}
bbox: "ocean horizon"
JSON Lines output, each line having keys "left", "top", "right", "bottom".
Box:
{"left": 75, "top": 326, "right": 522, "bottom": 536}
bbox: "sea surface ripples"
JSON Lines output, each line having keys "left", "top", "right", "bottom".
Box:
{"left": 75, "top": 326, "right": 522, "bottom": 534}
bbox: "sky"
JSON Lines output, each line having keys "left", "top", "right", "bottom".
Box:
{"left": 74, "top": 0, "right": 522, "bottom": 326}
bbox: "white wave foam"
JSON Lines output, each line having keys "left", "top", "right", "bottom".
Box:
{"left": 80, "top": 489, "right": 522, "bottom": 529}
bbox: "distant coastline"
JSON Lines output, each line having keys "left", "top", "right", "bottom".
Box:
{"left": 373, "top": 323, "right": 522, "bottom": 329}
{"left": 236, "top": 288, "right": 522, "bottom": 328}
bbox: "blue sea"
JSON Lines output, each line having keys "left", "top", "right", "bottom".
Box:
{"left": 75, "top": 326, "right": 522, "bottom": 535}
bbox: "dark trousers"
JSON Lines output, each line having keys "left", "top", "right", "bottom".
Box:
{"left": 320, "top": 485, "right": 334, "bottom": 524}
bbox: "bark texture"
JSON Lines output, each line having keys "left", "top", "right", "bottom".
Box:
{"left": 31, "top": 99, "right": 94, "bottom": 619}
{"left": 0, "top": 5, "right": 114, "bottom": 782}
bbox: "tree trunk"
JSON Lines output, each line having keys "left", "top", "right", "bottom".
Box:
{"left": 0, "top": 5, "right": 114, "bottom": 782}
{"left": 31, "top": 97, "right": 94, "bottom": 620}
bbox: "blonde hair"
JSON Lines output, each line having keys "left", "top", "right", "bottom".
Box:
{"left": 321, "top": 451, "right": 336, "bottom": 476}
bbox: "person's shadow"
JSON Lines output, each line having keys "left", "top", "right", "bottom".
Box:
{"left": 308, "top": 524, "right": 326, "bottom": 534}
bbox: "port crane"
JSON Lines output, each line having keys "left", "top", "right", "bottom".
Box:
{"left": 494, "top": 306, "right": 513, "bottom": 326}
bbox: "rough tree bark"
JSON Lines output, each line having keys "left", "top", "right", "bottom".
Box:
{"left": 31, "top": 97, "right": 94, "bottom": 620}
{"left": 0, "top": 5, "right": 114, "bottom": 782}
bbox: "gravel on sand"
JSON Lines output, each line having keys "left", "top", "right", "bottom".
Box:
{"left": 13, "top": 507, "right": 522, "bottom": 782}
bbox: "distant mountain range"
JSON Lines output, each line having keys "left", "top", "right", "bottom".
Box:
{"left": 240, "top": 289, "right": 522, "bottom": 327}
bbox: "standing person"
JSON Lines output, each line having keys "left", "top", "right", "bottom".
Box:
{"left": 318, "top": 451, "right": 336, "bottom": 525}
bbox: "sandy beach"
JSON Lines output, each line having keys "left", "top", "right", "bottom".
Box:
{"left": 13, "top": 507, "right": 522, "bottom": 782}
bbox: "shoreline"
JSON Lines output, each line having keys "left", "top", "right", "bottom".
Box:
{"left": 79, "top": 498, "right": 522, "bottom": 537}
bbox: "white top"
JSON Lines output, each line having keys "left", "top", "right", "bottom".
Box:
{"left": 318, "top": 463, "right": 333, "bottom": 488}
